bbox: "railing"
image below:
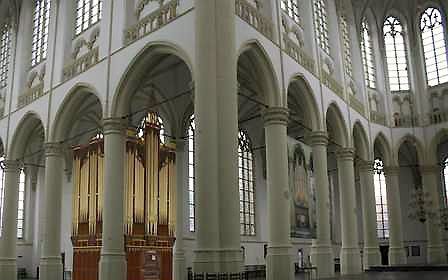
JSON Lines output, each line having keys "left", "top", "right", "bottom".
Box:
{"left": 18, "top": 83, "right": 44, "bottom": 108}
{"left": 428, "top": 110, "right": 448, "bottom": 124}
{"left": 188, "top": 266, "right": 266, "bottom": 280}
{"left": 320, "top": 69, "right": 344, "bottom": 100}
{"left": 63, "top": 47, "right": 99, "bottom": 81}
{"left": 349, "top": 95, "right": 365, "bottom": 116}
{"left": 370, "top": 111, "right": 386, "bottom": 126}
{"left": 235, "top": 0, "right": 274, "bottom": 40}
{"left": 393, "top": 114, "right": 419, "bottom": 128}
{"left": 283, "top": 34, "right": 316, "bottom": 76}
{"left": 125, "top": 0, "right": 179, "bottom": 45}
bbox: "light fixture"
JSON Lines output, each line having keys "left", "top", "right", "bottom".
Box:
{"left": 408, "top": 185, "right": 435, "bottom": 223}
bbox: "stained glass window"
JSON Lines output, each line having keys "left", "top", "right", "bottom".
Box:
{"left": 420, "top": 7, "right": 448, "bottom": 87}
{"left": 281, "top": 0, "right": 300, "bottom": 24}
{"left": 75, "top": 0, "right": 103, "bottom": 35}
{"left": 374, "top": 159, "right": 389, "bottom": 239}
{"left": 360, "top": 18, "right": 376, "bottom": 88}
{"left": 238, "top": 130, "right": 255, "bottom": 236}
{"left": 314, "top": 0, "right": 330, "bottom": 54}
{"left": 0, "top": 24, "right": 11, "bottom": 89}
{"left": 188, "top": 116, "right": 195, "bottom": 232}
{"left": 383, "top": 16, "right": 409, "bottom": 91}
{"left": 32, "top": 0, "right": 51, "bottom": 66}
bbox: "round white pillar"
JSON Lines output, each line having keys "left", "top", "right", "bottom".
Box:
{"left": 336, "top": 148, "right": 361, "bottom": 275}
{"left": 384, "top": 166, "right": 406, "bottom": 265}
{"left": 39, "top": 143, "right": 64, "bottom": 280}
{"left": 173, "top": 139, "right": 186, "bottom": 280}
{"left": 263, "top": 107, "right": 294, "bottom": 280}
{"left": 99, "top": 118, "right": 127, "bottom": 280}
{"left": 309, "top": 131, "right": 334, "bottom": 278}
{"left": 421, "top": 165, "right": 447, "bottom": 264}
{"left": 0, "top": 160, "right": 21, "bottom": 280}
{"left": 358, "top": 160, "right": 381, "bottom": 269}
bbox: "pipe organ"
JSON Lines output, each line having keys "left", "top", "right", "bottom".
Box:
{"left": 71, "top": 113, "right": 176, "bottom": 280}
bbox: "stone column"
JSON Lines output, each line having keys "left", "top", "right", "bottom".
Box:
{"left": 358, "top": 161, "right": 381, "bottom": 269}
{"left": 421, "top": 165, "right": 447, "bottom": 264}
{"left": 39, "top": 143, "right": 64, "bottom": 280}
{"left": 384, "top": 166, "right": 406, "bottom": 265}
{"left": 99, "top": 118, "right": 127, "bottom": 280}
{"left": 309, "top": 131, "right": 334, "bottom": 278}
{"left": 194, "top": 0, "right": 241, "bottom": 274}
{"left": 263, "top": 107, "right": 294, "bottom": 280}
{"left": 336, "top": 148, "right": 361, "bottom": 275}
{"left": 0, "top": 160, "right": 21, "bottom": 280}
{"left": 173, "top": 139, "right": 186, "bottom": 280}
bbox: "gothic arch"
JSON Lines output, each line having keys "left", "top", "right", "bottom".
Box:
{"left": 373, "top": 132, "right": 392, "bottom": 165}
{"left": 325, "top": 102, "right": 349, "bottom": 147}
{"left": 352, "top": 121, "right": 370, "bottom": 161}
{"left": 9, "top": 112, "right": 45, "bottom": 160}
{"left": 395, "top": 134, "right": 424, "bottom": 164}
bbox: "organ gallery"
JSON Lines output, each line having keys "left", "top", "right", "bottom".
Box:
{"left": 70, "top": 113, "right": 176, "bottom": 280}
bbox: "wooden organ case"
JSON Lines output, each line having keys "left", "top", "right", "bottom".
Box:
{"left": 71, "top": 113, "right": 176, "bottom": 280}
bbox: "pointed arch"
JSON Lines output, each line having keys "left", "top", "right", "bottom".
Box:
{"left": 352, "top": 121, "right": 370, "bottom": 161}
{"left": 325, "top": 102, "right": 349, "bottom": 147}
{"left": 395, "top": 134, "right": 424, "bottom": 165}
{"left": 9, "top": 112, "right": 45, "bottom": 160}
{"left": 238, "top": 40, "right": 281, "bottom": 107}
{"left": 373, "top": 132, "right": 392, "bottom": 165}
{"left": 429, "top": 128, "right": 448, "bottom": 163}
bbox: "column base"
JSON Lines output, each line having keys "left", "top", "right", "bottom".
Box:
{"left": 310, "top": 244, "right": 334, "bottom": 278}
{"left": 0, "top": 257, "right": 17, "bottom": 280}
{"left": 39, "top": 256, "right": 63, "bottom": 280}
{"left": 266, "top": 245, "right": 294, "bottom": 280}
{"left": 193, "top": 248, "right": 242, "bottom": 273}
{"left": 99, "top": 251, "right": 127, "bottom": 280}
{"left": 427, "top": 244, "right": 447, "bottom": 264}
{"left": 363, "top": 246, "right": 381, "bottom": 269}
{"left": 340, "top": 247, "right": 362, "bottom": 275}
{"left": 388, "top": 246, "right": 406, "bottom": 265}
{"left": 173, "top": 250, "right": 187, "bottom": 280}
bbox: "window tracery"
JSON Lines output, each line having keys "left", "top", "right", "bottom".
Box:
{"left": 32, "top": 0, "right": 51, "bottom": 66}
{"left": 420, "top": 7, "right": 448, "bottom": 87}
{"left": 188, "top": 116, "right": 195, "bottom": 232}
{"left": 374, "top": 159, "right": 389, "bottom": 239}
{"left": 75, "top": 0, "right": 103, "bottom": 36}
{"left": 281, "top": 0, "right": 300, "bottom": 24}
{"left": 360, "top": 18, "right": 376, "bottom": 89}
{"left": 0, "top": 24, "right": 11, "bottom": 89}
{"left": 238, "top": 130, "right": 255, "bottom": 236}
{"left": 340, "top": 14, "right": 353, "bottom": 78}
{"left": 314, "top": 0, "right": 330, "bottom": 54}
{"left": 383, "top": 16, "right": 409, "bottom": 92}
{"left": 17, "top": 169, "right": 25, "bottom": 239}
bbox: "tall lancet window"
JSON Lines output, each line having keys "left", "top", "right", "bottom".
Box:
{"left": 0, "top": 23, "right": 11, "bottom": 89}
{"left": 314, "top": 0, "right": 330, "bottom": 54}
{"left": 17, "top": 169, "right": 25, "bottom": 239}
{"left": 187, "top": 116, "right": 195, "bottom": 232}
{"left": 374, "top": 159, "right": 389, "bottom": 239}
{"left": 340, "top": 14, "right": 353, "bottom": 78}
{"left": 75, "top": 0, "right": 103, "bottom": 35}
{"left": 0, "top": 157, "right": 4, "bottom": 236}
{"left": 281, "top": 0, "right": 300, "bottom": 24}
{"left": 360, "top": 19, "right": 376, "bottom": 89}
{"left": 238, "top": 130, "right": 255, "bottom": 236}
{"left": 32, "top": 0, "right": 51, "bottom": 66}
{"left": 383, "top": 16, "right": 409, "bottom": 91}
{"left": 420, "top": 7, "right": 448, "bottom": 87}
{"left": 443, "top": 157, "right": 448, "bottom": 206}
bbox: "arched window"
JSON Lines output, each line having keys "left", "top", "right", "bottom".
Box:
{"left": 374, "top": 159, "right": 389, "bottom": 239}
{"left": 383, "top": 16, "right": 409, "bottom": 92}
{"left": 314, "top": 0, "right": 330, "bottom": 54}
{"left": 281, "top": 0, "right": 300, "bottom": 24}
{"left": 75, "top": 0, "right": 103, "bottom": 36}
{"left": 340, "top": 14, "right": 353, "bottom": 78}
{"left": 360, "top": 18, "right": 376, "bottom": 89}
{"left": 0, "top": 23, "right": 11, "bottom": 89}
{"left": 17, "top": 169, "right": 25, "bottom": 239}
{"left": 137, "top": 112, "right": 165, "bottom": 143}
{"left": 420, "top": 7, "right": 448, "bottom": 87}
{"left": 443, "top": 157, "right": 448, "bottom": 206}
{"left": 238, "top": 130, "right": 255, "bottom": 236}
{"left": 188, "top": 116, "right": 195, "bottom": 232}
{"left": 32, "top": 0, "right": 51, "bottom": 66}
{"left": 0, "top": 157, "right": 5, "bottom": 236}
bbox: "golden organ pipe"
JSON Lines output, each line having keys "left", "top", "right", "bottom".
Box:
{"left": 168, "top": 149, "right": 176, "bottom": 236}
{"left": 136, "top": 154, "right": 145, "bottom": 224}
{"left": 80, "top": 158, "right": 89, "bottom": 222}
{"left": 88, "top": 148, "right": 98, "bottom": 235}
{"left": 98, "top": 153, "right": 104, "bottom": 221}
{"left": 72, "top": 156, "right": 81, "bottom": 236}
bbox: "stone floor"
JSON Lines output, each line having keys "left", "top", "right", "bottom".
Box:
{"left": 295, "top": 271, "right": 448, "bottom": 280}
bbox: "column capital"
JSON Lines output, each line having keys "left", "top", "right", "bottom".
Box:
{"left": 358, "top": 160, "right": 374, "bottom": 172}
{"left": 263, "top": 107, "right": 289, "bottom": 127}
{"left": 384, "top": 165, "right": 400, "bottom": 176}
{"left": 44, "top": 142, "right": 63, "bottom": 157}
{"left": 103, "top": 118, "right": 126, "bottom": 135}
{"left": 3, "top": 159, "right": 22, "bottom": 172}
{"left": 420, "top": 165, "right": 440, "bottom": 175}
{"left": 336, "top": 148, "right": 355, "bottom": 161}
{"left": 309, "top": 131, "right": 328, "bottom": 146}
